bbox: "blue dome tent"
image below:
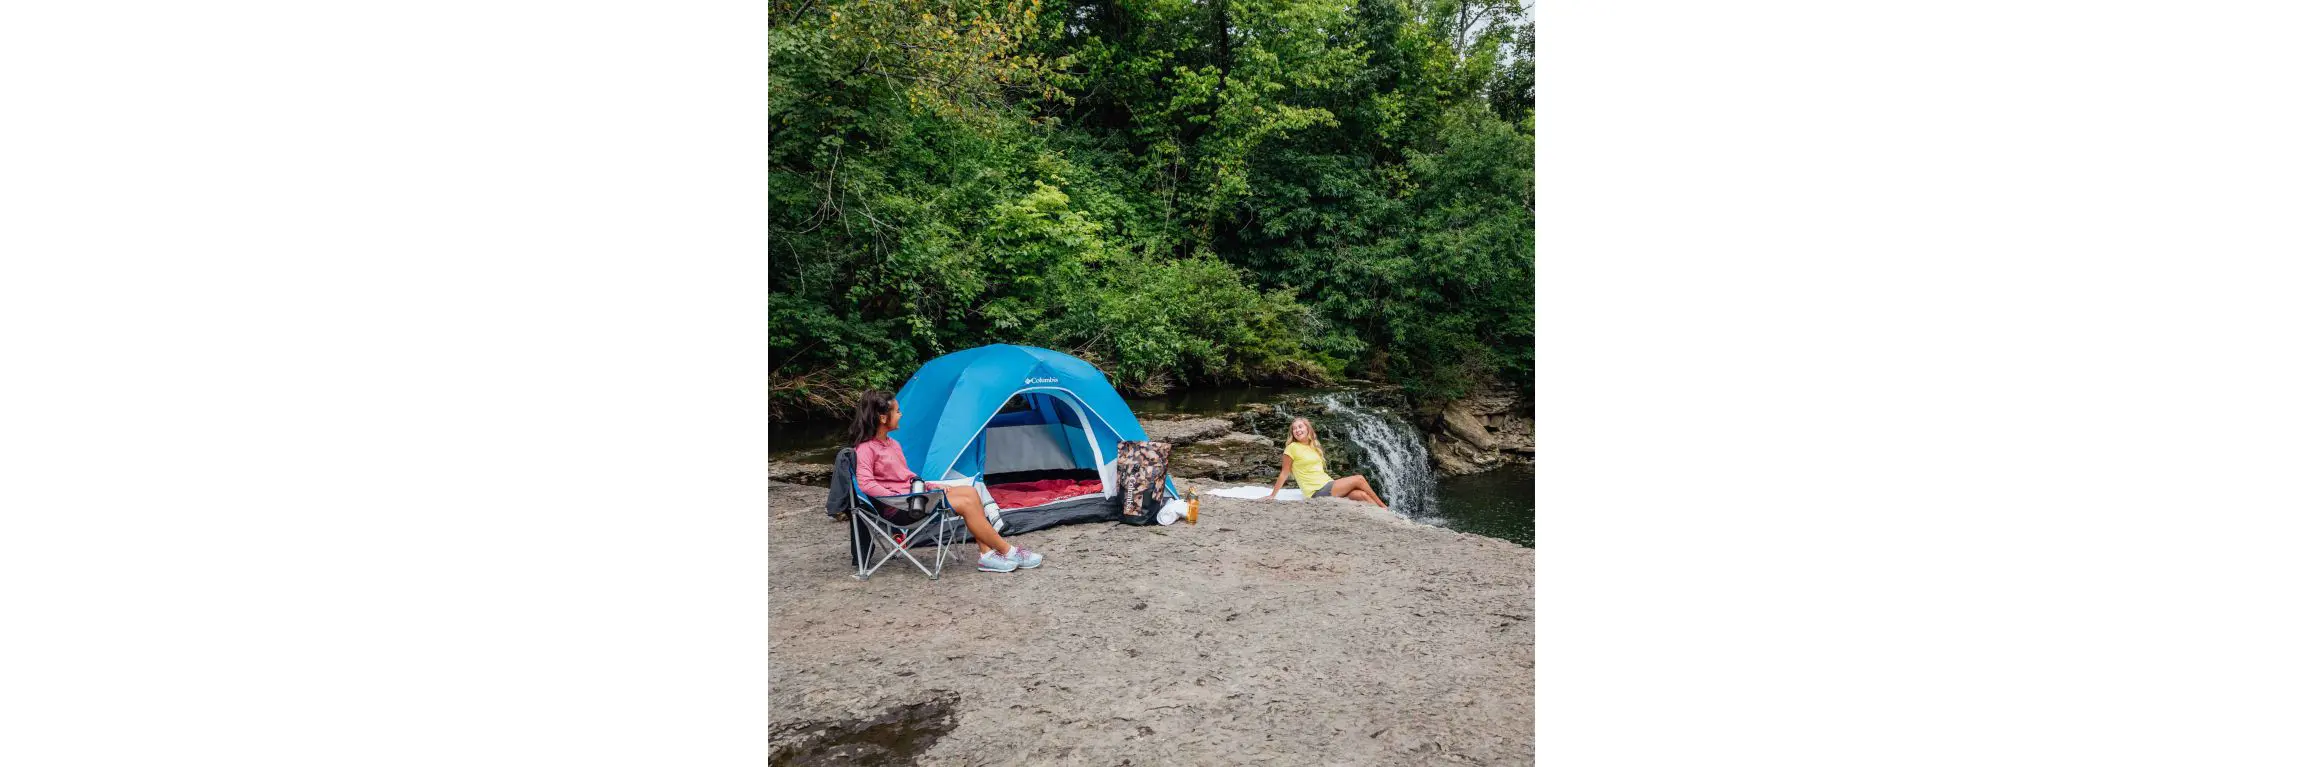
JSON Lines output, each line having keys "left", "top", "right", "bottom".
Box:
{"left": 891, "top": 344, "right": 1178, "bottom": 533}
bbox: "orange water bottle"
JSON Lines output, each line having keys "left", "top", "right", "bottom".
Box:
{"left": 1185, "top": 485, "right": 1199, "bottom": 524}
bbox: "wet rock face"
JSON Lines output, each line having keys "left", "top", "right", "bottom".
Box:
{"left": 770, "top": 691, "right": 960, "bottom": 767}
{"left": 1427, "top": 391, "right": 1533, "bottom": 476}
{"left": 1429, "top": 430, "right": 1526, "bottom": 474}
{"left": 1226, "top": 403, "right": 1277, "bottom": 434}
{"left": 1492, "top": 413, "right": 1535, "bottom": 456}
{"left": 1168, "top": 430, "right": 1281, "bottom": 481}
{"left": 1441, "top": 405, "right": 1499, "bottom": 451}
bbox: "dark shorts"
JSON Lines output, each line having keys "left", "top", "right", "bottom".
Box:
{"left": 1311, "top": 482, "right": 1335, "bottom": 498}
{"left": 872, "top": 490, "right": 942, "bottom": 523}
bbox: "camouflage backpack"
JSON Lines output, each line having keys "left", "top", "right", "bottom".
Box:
{"left": 1115, "top": 440, "right": 1172, "bottom": 526}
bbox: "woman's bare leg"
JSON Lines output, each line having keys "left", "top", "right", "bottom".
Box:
{"left": 1347, "top": 489, "right": 1378, "bottom": 504}
{"left": 1334, "top": 475, "right": 1388, "bottom": 508}
{"left": 944, "top": 490, "right": 1010, "bottom": 554}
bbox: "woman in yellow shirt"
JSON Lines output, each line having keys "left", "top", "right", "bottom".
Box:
{"left": 1264, "top": 417, "right": 1389, "bottom": 508}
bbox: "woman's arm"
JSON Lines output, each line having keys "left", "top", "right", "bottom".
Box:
{"left": 1267, "top": 453, "right": 1293, "bottom": 498}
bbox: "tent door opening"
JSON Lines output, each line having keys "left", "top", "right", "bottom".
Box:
{"left": 972, "top": 391, "right": 1109, "bottom": 511}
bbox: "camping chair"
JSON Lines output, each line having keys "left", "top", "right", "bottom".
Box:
{"left": 838, "top": 447, "right": 969, "bottom": 580}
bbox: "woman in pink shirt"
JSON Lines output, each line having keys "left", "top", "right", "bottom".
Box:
{"left": 850, "top": 391, "right": 1044, "bottom": 573}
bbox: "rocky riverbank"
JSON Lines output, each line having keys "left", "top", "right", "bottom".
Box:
{"left": 768, "top": 479, "right": 1533, "bottom": 765}
{"left": 1151, "top": 389, "right": 1532, "bottom": 480}
{"left": 769, "top": 389, "right": 1531, "bottom": 487}
{"left": 1423, "top": 389, "right": 1536, "bottom": 476}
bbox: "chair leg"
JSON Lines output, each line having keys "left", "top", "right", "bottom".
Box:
{"left": 930, "top": 510, "right": 952, "bottom": 579}
{"left": 850, "top": 512, "right": 870, "bottom": 580}
{"left": 858, "top": 519, "right": 900, "bottom": 580}
{"left": 858, "top": 515, "right": 924, "bottom": 580}
{"left": 926, "top": 513, "right": 941, "bottom": 580}
{"left": 850, "top": 505, "right": 961, "bottom": 581}
{"left": 884, "top": 519, "right": 942, "bottom": 578}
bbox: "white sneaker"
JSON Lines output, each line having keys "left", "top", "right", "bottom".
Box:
{"left": 977, "top": 548, "right": 1019, "bottom": 573}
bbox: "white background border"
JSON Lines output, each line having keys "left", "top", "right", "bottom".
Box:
{"left": 3, "top": 2, "right": 768, "bottom": 764}
{"left": 1538, "top": 1, "right": 2303, "bottom": 764}
{"left": 5, "top": 0, "right": 2302, "bottom": 764}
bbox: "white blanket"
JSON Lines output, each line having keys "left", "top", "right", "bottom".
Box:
{"left": 1205, "top": 486, "right": 1304, "bottom": 501}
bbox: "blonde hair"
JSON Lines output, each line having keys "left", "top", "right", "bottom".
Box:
{"left": 1288, "top": 417, "right": 1325, "bottom": 459}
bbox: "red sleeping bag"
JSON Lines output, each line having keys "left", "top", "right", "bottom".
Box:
{"left": 986, "top": 478, "right": 1104, "bottom": 509}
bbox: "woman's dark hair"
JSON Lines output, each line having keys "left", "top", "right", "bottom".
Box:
{"left": 849, "top": 390, "right": 897, "bottom": 447}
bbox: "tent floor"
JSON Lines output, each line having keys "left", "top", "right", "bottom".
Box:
{"left": 881, "top": 491, "right": 1124, "bottom": 551}
{"left": 995, "top": 491, "right": 1122, "bottom": 536}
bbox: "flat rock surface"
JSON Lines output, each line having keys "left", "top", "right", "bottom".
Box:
{"left": 770, "top": 480, "right": 1532, "bottom": 766}
{"left": 1136, "top": 416, "right": 1237, "bottom": 446}
{"left": 769, "top": 461, "right": 834, "bottom": 486}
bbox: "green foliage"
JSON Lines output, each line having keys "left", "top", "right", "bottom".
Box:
{"left": 771, "top": 0, "right": 1532, "bottom": 419}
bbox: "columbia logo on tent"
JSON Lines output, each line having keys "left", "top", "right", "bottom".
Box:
{"left": 1024, "top": 376, "right": 1058, "bottom": 385}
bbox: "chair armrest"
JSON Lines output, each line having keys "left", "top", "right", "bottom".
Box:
{"left": 866, "top": 490, "right": 954, "bottom": 511}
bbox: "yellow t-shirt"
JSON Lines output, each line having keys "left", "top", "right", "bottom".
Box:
{"left": 1284, "top": 441, "right": 1334, "bottom": 491}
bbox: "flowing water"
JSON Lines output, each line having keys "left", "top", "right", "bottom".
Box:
{"left": 1279, "top": 393, "right": 1440, "bottom": 520}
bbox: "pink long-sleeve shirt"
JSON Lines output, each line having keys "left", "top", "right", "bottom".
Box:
{"left": 854, "top": 435, "right": 922, "bottom": 499}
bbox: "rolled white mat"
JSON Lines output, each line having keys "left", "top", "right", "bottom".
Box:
{"left": 929, "top": 478, "right": 1002, "bottom": 528}
{"left": 975, "top": 483, "right": 1003, "bottom": 528}
{"left": 1206, "top": 486, "right": 1303, "bottom": 501}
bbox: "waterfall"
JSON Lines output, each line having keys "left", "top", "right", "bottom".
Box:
{"left": 1319, "top": 393, "right": 1438, "bottom": 519}
{"left": 1265, "top": 392, "right": 1438, "bottom": 520}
